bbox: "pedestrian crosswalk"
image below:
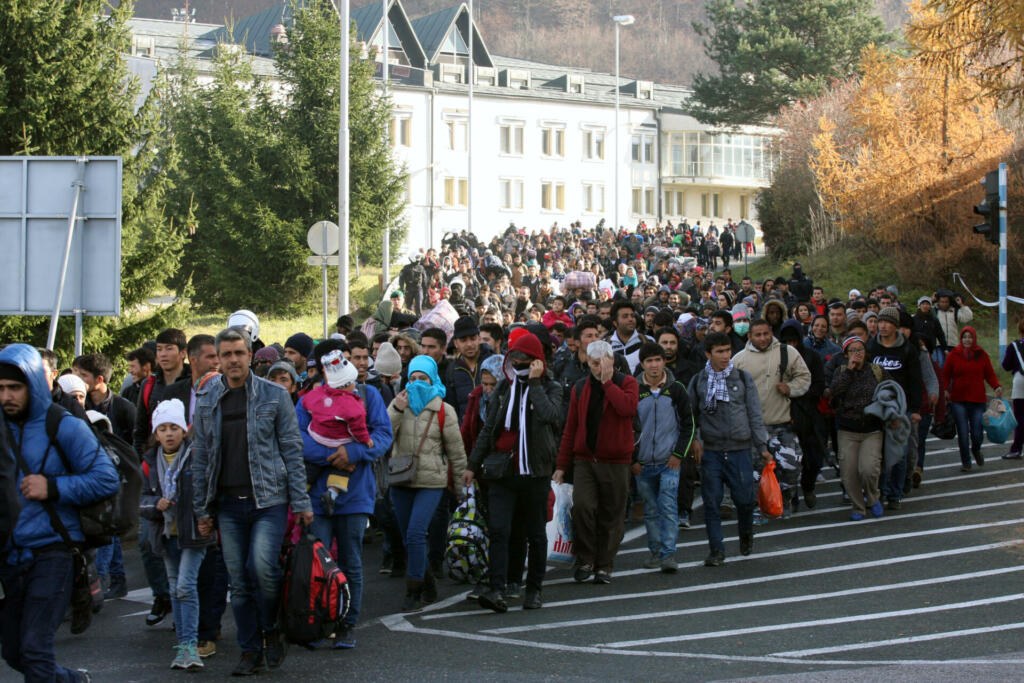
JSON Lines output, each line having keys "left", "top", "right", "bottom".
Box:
{"left": 384, "top": 437, "right": 1024, "bottom": 669}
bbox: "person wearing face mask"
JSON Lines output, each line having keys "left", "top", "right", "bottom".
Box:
{"left": 464, "top": 331, "right": 561, "bottom": 612}
{"left": 387, "top": 356, "right": 467, "bottom": 613}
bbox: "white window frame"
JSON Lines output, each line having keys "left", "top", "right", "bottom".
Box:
{"left": 581, "top": 125, "right": 606, "bottom": 161}
{"left": 443, "top": 112, "right": 468, "bottom": 152}
{"left": 390, "top": 109, "right": 412, "bottom": 148}
{"left": 540, "top": 180, "right": 565, "bottom": 212}
{"left": 582, "top": 182, "right": 605, "bottom": 213}
{"left": 540, "top": 121, "right": 566, "bottom": 158}
{"left": 499, "top": 178, "right": 524, "bottom": 211}
{"left": 498, "top": 118, "right": 525, "bottom": 156}
{"left": 443, "top": 176, "right": 468, "bottom": 209}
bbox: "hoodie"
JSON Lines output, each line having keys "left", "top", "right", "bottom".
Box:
{"left": 1, "top": 344, "right": 118, "bottom": 564}
{"left": 733, "top": 335, "right": 811, "bottom": 426}
{"left": 941, "top": 326, "right": 999, "bottom": 404}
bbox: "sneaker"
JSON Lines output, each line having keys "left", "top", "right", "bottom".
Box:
{"left": 870, "top": 500, "right": 884, "bottom": 518}
{"left": 263, "top": 629, "right": 288, "bottom": 668}
{"left": 850, "top": 512, "right": 864, "bottom": 521}
{"left": 104, "top": 575, "right": 127, "bottom": 600}
{"left": 573, "top": 563, "right": 594, "bottom": 583}
{"left": 523, "top": 588, "right": 542, "bottom": 610}
{"left": 379, "top": 553, "right": 393, "bottom": 575}
{"left": 960, "top": 463, "right": 972, "bottom": 473}
{"left": 171, "top": 644, "right": 189, "bottom": 670}
{"left": 593, "top": 570, "right": 612, "bottom": 584}
{"left": 752, "top": 509, "right": 767, "bottom": 526}
{"left": 467, "top": 583, "right": 484, "bottom": 601}
{"left": 182, "top": 642, "right": 203, "bottom": 670}
{"left": 197, "top": 640, "right": 216, "bottom": 658}
{"left": 477, "top": 588, "right": 508, "bottom": 614}
{"left": 231, "top": 651, "right": 264, "bottom": 676}
{"left": 886, "top": 498, "right": 901, "bottom": 511}
{"left": 1001, "top": 451, "right": 1023, "bottom": 460}
{"left": 678, "top": 512, "right": 691, "bottom": 528}
{"left": 704, "top": 550, "right": 725, "bottom": 567}
{"left": 333, "top": 624, "right": 356, "bottom": 649}
{"left": 146, "top": 596, "right": 171, "bottom": 627}
{"left": 739, "top": 532, "right": 753, "bottom": 556}
{"left": 642, "top": 553, "right": 661, "bottom": 569}
{"left": 803, "top": 490, "right": 817, "bottom": 509}
{"left": 660, "top": 555, "right": 678, "bottom": 573}
{"left": 503, "top": 582, "right": 522, "bottom": 600}
{"left": 912, "top": 467, "right": 923, "bottom": 488}
{"left": 973, "top": 447, "right": 985, "bottom": 466}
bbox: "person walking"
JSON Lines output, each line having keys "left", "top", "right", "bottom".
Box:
{"left": 192, "top": 328, "right": 313, "bottom": 676}
{"left": 941, "top": 326, "right": 1001, "bottom": 471}
{"left": 1000, "top": 318, "right": 1024, "bottom": 460}
{"left": 387, "top": 355, "right": 467, "bottom": 613}
{"left": 687, "top": 332, "right": 769, "bottom": 566}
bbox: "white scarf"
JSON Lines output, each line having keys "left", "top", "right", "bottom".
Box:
{"left": 503, "top": 368, "right": 531, "bottom": 475}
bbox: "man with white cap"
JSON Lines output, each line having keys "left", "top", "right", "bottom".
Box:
{"left": 56, "top": 374, "right": 87, "bottom": 410}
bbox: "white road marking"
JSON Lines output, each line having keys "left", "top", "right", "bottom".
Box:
{"left": 482, "top": 564, "right": 1024, "bottom": 635}
{"left": 771, "top": 622, "right": 1024, "bottom": 658}
{"left": 419, "top": 540, "right": 1023, "bottom": 622}
{"left": 598, "top": 593, "right": 1024, "bottom": 648}
{"left": 618, "top": 497, "right": 1024, "bottom": 555}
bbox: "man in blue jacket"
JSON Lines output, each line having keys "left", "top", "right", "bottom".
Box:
{"left": 0, "top": 344, "right": 119, "bottom": 682}
{"left": 297, "top": 340, "right": 393, "bottom": 649}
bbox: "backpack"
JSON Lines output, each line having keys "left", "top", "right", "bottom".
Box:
{"left": 45, "top": 404, "right": 143, "bottom": 548}
{"left": 445, "top": 483, "right": 489, "bottom": 584}
{"left": 280, "top": 531, "right": 350, "bottom": 645}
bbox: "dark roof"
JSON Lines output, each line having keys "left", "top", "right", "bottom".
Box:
{"left": 410, "top": 5, "right": 461, "bottom": 62}
{"left": 351, "top": 2, "right": 383, "bottom": 42}
{"left": 211, "top": 2, "right": 288, "bottom": 57}
{"left": 351, "top": 0, "right": 427, "bottom": 69}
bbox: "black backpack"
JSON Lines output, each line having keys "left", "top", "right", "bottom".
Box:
{"left": 45, "top": 404, "right": 143, "bottom": 548}
{"left": 0, "top": 425, "right": 21, "bottom": 550}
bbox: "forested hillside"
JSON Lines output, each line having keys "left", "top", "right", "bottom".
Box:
{"left": 132, "top": 0, "right": 909, "bottom": 86}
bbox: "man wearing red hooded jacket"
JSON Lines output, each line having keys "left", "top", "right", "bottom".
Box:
{"left": 463, "top": 331, "right": 562, "bottom": 613}
{"left": 554, "top": 339, "right": 639, "bottom": 585}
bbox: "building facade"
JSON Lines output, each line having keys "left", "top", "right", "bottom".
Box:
{"left": 128, "top": 1, "right": 775, "bottom": 254}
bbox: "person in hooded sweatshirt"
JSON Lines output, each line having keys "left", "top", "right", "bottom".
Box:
{"left": 465, "top": 331, "right": 561, "bottom": 613}
{"left": 941, "top": 326, "right": 1001, "bottom": 471}
{"left": 0, "top": 344, "right": 118, "bottom": 682}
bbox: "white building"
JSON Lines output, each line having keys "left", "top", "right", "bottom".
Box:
{"left": 128, "top": 1, "right": 775, "bottom": 254}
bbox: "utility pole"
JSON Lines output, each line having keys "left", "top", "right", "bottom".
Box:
{"left": 338, "top": 0, "right": 351, "bottom": 314}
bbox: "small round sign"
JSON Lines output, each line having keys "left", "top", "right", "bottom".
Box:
{"left": 307, "top": 221, "right": 340, "bottom": 256}
{"left": 735, "top": 221, "right": 757, "bottom": 244}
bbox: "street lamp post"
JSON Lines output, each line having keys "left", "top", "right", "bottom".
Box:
{"left": 382, "top": 0, "right": 390, "bottom": 285}
{"left": 339, "top": 0, "right": 351, "bottom": 315}
{"left": 612, "top": 14, "right": 634, "bottom": 232}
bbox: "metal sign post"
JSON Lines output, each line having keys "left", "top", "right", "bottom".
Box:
{"left": 736, "top": 221, "right": 756, "bottom": 278}
{"left": 47, "top": 158, "right": 87, "bottom": 350}
{"left": 307, "top": 221, "right": 341, "bottom": 339}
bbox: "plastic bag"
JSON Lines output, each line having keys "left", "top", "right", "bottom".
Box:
{"left": 983, "top": 397, "right": 1017, "bottom": 444}
{"left": 758, "top": 460, "right": 783, "bottom": 518}
{"left": 545, "top": 481, "right": 575, "bottom": 567}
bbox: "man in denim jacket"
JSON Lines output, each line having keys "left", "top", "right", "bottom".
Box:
{"left": 192, "top": 328, "right": 312, "bottom": 676}
{"left": 688, "top": 331, "right": 770, "bottom": 567}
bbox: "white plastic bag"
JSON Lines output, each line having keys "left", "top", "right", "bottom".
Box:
{"left": 546, "top": 481, "right": 575, "bottom": 567}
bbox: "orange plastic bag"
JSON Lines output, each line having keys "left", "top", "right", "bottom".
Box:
{"left": 758, "top": 460, "right": 783, "bottom": 517}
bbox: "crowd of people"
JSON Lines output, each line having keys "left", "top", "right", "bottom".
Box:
{"left": 1, "top": 219, "right": 1016, "bottom": 680}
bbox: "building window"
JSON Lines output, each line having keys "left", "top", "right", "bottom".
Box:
{"left": 631, "top": 188, "right": 642, "bottom": 215}
{"left": 631, "top": 135, "right": 641, "bottom": 162}
{"left": 701, "top": 192, "right": 708, "bottom": 217}
{"left": 712, "top": 193, "right": 720, "bottom": 217}
{"left": 676, "top": 191, "right": 684, "bottom": 216}
{"left": 644, "top": 136, "right": 654, "bottom": 165}
{"left": 644, "top": 188, "right": 655, "bottom": 215}
{"left": 446, "top": 119, "right": 467, "bottom": 151}
{"left": 740, "top": 194, "right": 749, "bottom": 220}
{"left": 541, "top": 181, "right": 565, "bottom": 211}
{"left": 630, "top": 134, "right": 654, "bottom": 164}
{"left": 444, "top": 177, "right": 468, "bottom": 208}
{"left": 390, "top": 115, "right": 411, "bottom": 147}
{"left": 500, "top": 178, "right": 523, "bottom": 210}
{"left": 664, "top": 190, "right": 674, "bottom": 215}
{"left": 672, "top": 132, "right": 773, "bottom": 180}
{"left": 583, "top": 129, "right": 605, "bottom": 160}
{"left": 541, "top": 126, "right": 565, "bottom": 158}
{"left": 500, "top": 123, "right": 524, "bottom": 156}
{"left": 583, "top": 183, "right": 605, "bottom": 212}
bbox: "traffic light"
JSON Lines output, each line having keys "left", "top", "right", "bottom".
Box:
{"left": 973, "top": 170, "right": 1000, "bottom": 245}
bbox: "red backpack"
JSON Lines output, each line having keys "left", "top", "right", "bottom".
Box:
{"left": 280, "top": 531, "right": 350, "bottom": 645}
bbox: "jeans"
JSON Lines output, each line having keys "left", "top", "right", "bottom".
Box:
{"left": 428, "top": 489, "right": 453, "bottom": 568}
{"left": 162, "top": 537, "right": 207, "bottom": 645}
{"left": 1011, "top": 399, "right": 1024, "bottom": 455}
{"left": 882, "top": 410, "right": 918, "bottom": 500}
{"left": 390, "top": 486, "right": 443, "bottom": 581}
{"left": 216, "top": 497, "right": 289, "bottom": 653}
{"left": 486, "top": 475, "right": 549, "bottom": 592}
{"left": 951, "top": 401, "right": 985, "bottom": 466}
{"left": 0, "top": 550, "right": 84, "bottom": 682}
{"left": 139, "top": 517, "right": 170, "bottom": 599}
{"left": 916, "top": 414, "right": 933, "bottom": 470}
{"left": 700, "top": 449, "right": 755, "bottom": 553}
{"left": 311, "top": 513, "right": 367, "bottom": 627}
{"left": 635, "top": 464, "right": 680, "bottom": 558}
{"left": 94, "top": 536, "right": 125, "bottom": 579}
{"left": 197, "top": 545, "right": 230, "bottom": 642}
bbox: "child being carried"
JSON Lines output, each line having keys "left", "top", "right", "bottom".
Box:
{"left": 303, "top": 349, "right": 374, "bottom": 515}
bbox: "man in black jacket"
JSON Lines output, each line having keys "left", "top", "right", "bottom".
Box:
{"left": 780, "top": 321, "right": 827, "bottom": 508}
{"left": 0, "top": 426, "right": 19, "bottom": 550}
{"left": 133, "top": 328, "right": 190, "bottom": 455}
{"left": 788, "top": 263, "right": 814, "bottom": 303}
{"left": 72, "top": 353, "right": 136, "bottom": 443}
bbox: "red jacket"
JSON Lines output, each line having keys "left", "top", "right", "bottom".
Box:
{"left": 941, "top": 327, "right": 999, "bottom": 404}
{"left": 542, "top": 310, "right": 573, "bottom": 329}
{"left": 556, "top": 372, "right": 638, "bottom": 469}
{"left": 460, "top": 385, "right": 485, "bottom": 453}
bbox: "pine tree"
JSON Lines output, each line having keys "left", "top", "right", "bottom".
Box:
{"left": 0, "top": 0, "right": 187, "bottom": 362}
{"left": 688, "top": 0, "right": 893, "bottom": 126}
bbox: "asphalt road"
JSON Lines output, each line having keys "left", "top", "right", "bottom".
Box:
{"left": 11, "top": 435, "right": 1023, "bottom": 682}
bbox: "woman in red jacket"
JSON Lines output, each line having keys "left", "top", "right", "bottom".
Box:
{"left": 941, "top": 326, "right": 1002, "bottom": 471}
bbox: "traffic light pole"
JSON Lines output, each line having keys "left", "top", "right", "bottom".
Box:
{"left": 998, "top": 162, "right": 1008, "bottom": 359}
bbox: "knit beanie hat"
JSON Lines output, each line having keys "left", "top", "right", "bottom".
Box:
{"left": 267, "top": 360, "right": 299, "bottom": 384}
{"left": 321, "top": 350, "right": 358, "bottom": 389}
{"left": 253, "top": 346, "right": 280, "bottom": 364}
{"left": 57, "top": 373, "right": 87, "bottom": 397}
{"left": 878, "top": 306, "right": 901, "bottom": 326}
{"left": 151, "top": 398, "right": 188, "bottom": 433}
{"left": 374, "top": 342, "right": 402, "bottom": 377}
{"left": 284, "top": 332, "right": 315, "bottom": 360}
{"left": 842, "top": 335, "right": 865, "bottom": 352}
{"left": 917, "top": 295, "right": 932, "bottom": 307}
